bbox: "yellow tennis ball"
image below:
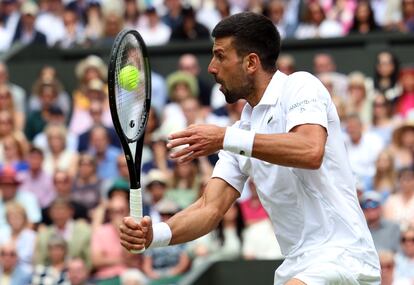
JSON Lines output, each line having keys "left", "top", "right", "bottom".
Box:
{"left": 119, "top": 65, "right": 140, "bottom": 91}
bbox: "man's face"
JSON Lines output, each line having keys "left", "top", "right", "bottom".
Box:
{"left": 208, "top": 37, "right": 254, "bottom": 104}
{"left": 0, "top": 183, "right": 17, "bottom": 201}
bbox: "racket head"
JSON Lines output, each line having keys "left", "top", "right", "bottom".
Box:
{"left": 108, "top": 29, "right": 151, "bottom": 189}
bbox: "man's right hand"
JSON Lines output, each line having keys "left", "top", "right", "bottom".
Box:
{"left": 119, "top": 216, "right": 153, "bottom": 252}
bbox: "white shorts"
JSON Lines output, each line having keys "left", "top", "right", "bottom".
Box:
{"left": 274, "top": 248, "right": 381, "bottom": 285}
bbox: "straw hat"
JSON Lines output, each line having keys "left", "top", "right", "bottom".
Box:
{"left": 75, "top": 55, "right": 107, "bottom": 81}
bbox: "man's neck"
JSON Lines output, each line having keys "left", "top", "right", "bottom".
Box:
{"left": 247, "top": 72, "right": 274, "bottom": 107}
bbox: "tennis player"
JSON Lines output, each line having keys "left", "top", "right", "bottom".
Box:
{"left": 120, "top": 12, "right": 381, "bottom": 284}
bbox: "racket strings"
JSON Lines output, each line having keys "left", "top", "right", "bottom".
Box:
{"left": 114, "top": 34, "right": 147, "bottom": 141}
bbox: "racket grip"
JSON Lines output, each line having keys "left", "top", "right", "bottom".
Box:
{"left": 129, "top": 188, "right": 145, "bottom": 254}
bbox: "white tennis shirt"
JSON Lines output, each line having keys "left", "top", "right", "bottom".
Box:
{"left": 212, "top": 71, "right": 379, "bottom": 269}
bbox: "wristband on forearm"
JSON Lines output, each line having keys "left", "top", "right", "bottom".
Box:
{"left": 223, "top": 127, "right": 255, "bottom": 157}
{"left": 148, "top": 222, "right": 172, "bottom": 249}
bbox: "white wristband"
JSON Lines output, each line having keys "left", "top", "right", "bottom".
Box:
{"left": 148, "top": 222, "right": 172, "bottom": 249}
{"left": 223, "top": 127, "right": 255, "bottom": 157}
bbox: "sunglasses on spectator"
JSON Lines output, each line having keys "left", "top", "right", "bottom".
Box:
{"left": 361, "top": 200, "right": 380, "bottom": 209}
{"left": 401, "top": 237, "right": 414, "bottom": 243}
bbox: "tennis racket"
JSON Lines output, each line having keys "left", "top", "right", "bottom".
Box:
{"left": 108, "top": 29, "right": 151, "bottom": 253}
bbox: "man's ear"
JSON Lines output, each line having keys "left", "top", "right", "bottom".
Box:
{"left": 244, "top": 53, "right": 260, "bottom": 74}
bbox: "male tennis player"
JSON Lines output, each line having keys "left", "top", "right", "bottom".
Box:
{"left": 120, "top": 12, "right": 381, "bottom": 284}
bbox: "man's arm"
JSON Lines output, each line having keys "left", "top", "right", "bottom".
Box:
{"left": 119, "top": 177, "right": 240, "bottom": 251}
{"left": 167, "top": 123, "right": 327, "bottom": 169}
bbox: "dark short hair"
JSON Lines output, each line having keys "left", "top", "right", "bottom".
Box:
{"left": 212, "top": 12, "right": 280, "bottom": 73}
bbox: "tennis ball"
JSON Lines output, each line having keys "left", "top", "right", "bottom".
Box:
{"left": 119, "top": 65, "right": 140, "bottom": 91}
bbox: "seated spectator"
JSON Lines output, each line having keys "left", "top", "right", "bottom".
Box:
{"left": 277, "top": 54, "right": 296, "bottom": 75}
{"left": 67, "top": 257, "right": 93, "bottom": 285}
{"left": 0, "top": 242, "right": 32, "bottom": 285}
{"left": 32, "top": 235, "right": 69, "bottom": 285}
{"left": 313, "top": 53, "right": 348, "bottom": 98}
{"left": 0, "top": 133, "right": 29, "bottom": 172}
{"left": 383, "top": 166, "right": 414, "bottom": 227}
{"left": 142, "top": 198, "right": 190, "bottom": 282}
{"left": 138, "top": 7, "right": 171, "bottom": 46}
{"left": 34, "top": 0, "right": 65, "bottom": 46}
{"left": 388, "top": 122, "right": 414, "bottom": 170}
{"left": 263, "top": 0, "right": 296, "bottom": 39}
{"left": 398, "top": 0, "right": 414, "bottom": 33}
{"left": 34, "top": 197, "right": 91, "bottom": 268}
{"left": 144, "top": 169, "right": 170, "bottom": 224}
{"left": 42, "top": 123, "right": 79, "bottom": 177}
{"left": 41, "top": 170, "right": 88, "bottom": 225}
{"left": 294, "top": 1, "right": 343, "bottom": 39}
{"left": 379, "top": 250, "right": 412, "bottom": 285}
{"left": 370, "top": 149, "right": 397, "bottom": 198}
{"left": 18, "top": 147, "right": 54, "bottom": 209}
{"left": 83, "top": 2, "right": 104, "bottom": 45}
{"left": 0, "top": 202, "right": 36, "bottom": 273}
{"left": 360, "top": 191, "right": 401, "bottom": 253}
{"left": 394, "top": 65, "right": 414, "bottom": 119}
{"left": 394, "top": 226, "right": 414, "bottom": 281}
{"left": 370, "top": 94, "right": 399, "bottom": 146}
{"left": 0, "top": 85, "right": 25, "bottom": 130}
{"left": 0, "top": 62, "right": 26, "bottom": 117}
{"left": 12, "top": 1, "right": 47, "bottom": 47}
{"left": 349, "top": 0, "right": 382, "bottom": 34}
{"left": 91, "top": 195, "right": 129, "bottom": 284}
{"left": 57, "top": 7, "right": 85, "bottom": 49}
{"left": 0, "top": 167, "right": 41, "bottom": 233}
{"left": 373, "top": 51, "right": 400, "bottom": 99}
{"left": 161, "top": 0, "right": 184, "bottom": 30}
{"left": 344, "top": 113, "right": 385, "bottom": 188}
{"left": 72, "top": 153, "right": 102, "bottom": 211}
{"left": 196, "top": 0, "right": 241, "bottom": 33}
{"left": 170, "top": 5, "right": 210, "bottom": 42}
{"left": 87, "top": 125, "right": 121, "bottom": 181}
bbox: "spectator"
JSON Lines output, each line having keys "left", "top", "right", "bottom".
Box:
{"left": 263, "top": 0, "right": 296, "bottom": 39}
{"left": 97, "top": 12, "right": 123, "bottom": 46}
{"left": 35, "top": 0, "right": 66, "bottom": 46}
{"left": 388, "top": 122, "right": 414, "bottom": 170}
{"left": 18, "top": 146, "right": 55, "bottom": 209}
{"left": 41, "top": 170, "right": 88, "bottom": 225}
{"left": 91, "top": 195, "right": 129, "bottom": 284}
{"left": 87, "top": 125, "right": 121, "bottom": 181}
{"left": 0, "top": 62, "right": 26, "bottom": 116}
{"left": 0, "top": 0, "right": 20, "bottom": 48}
{"left": 32, "top": 234, "right": 69, "bottom": 285}
{"left": 394, "top": 226, "right": 414, "bottom": 281}
{"left": 383, "top": 166, "right": 414, "bottom": 227}
{"left": 34, "top": 197, "right": 91, "bottom": 268}
{"left": 196, "top": 0, "right": 241, "bottom": 33}
{"left": 67, "top": 257, "right": 93, "bottom": 285}
{"left": 321, "top": 0, "right": 356, "bottom": 34}
{"left": 399, "top": 0, "right": 414, "bottom": 33}
{"left": 370, "top": 94, "right": 398, "bottom": 146}
{"left": 72, "top": 153, "right": 102, "bottom": 211}
{"left": 29, "top": 65, "right": 71, "bottom": 117}
{"left": 349, "top": 0, "right": 381, "bottom": 34}
{"left": 0, "top": 242, "right": 32, "bottom": 285}
{"left": 144, "top": 169, "right": 170, "bottom": 224}
{"left": 313, "top": 53, "right": 348, "bottom": 98}
{"left": 142, "top": 198, "right": 190, "bottom": 282}
{"left": 0, "top": 202, "right": 36, "bottom": 272}
{"left": 43, "top": 123, "right": 79, "bottom": 177}
{"left": 344, "top": 113, "right": 385, "bottom": 187}
{"left": 83, "top": 2, "right": 104, "bottom": 45}
{"left": 57, "top": 7, "right": 85, "bottom": 49}
{"left": 277, "top": 53, "right": 296, "bottom": 75}
{"left": 373, "top": 51, "right": 400, "bottom": 99}
{"left": 24, "top": 81, "right": 60, "bottom": 141}
{"left": 379, "top": 250, "right": 412, "bottom": 285}
{"left": 0, "top": 133, "right": 29, "bottom": 172}
{"left": 360, "top": 191, "right": 401, "bottom": 253}
{"left": 0, "top": 82, "right": 25, "bottom": 130}
{"left": 178, "top": 53, "right": 213, "bottom": 111}
{"left": 123, "top": 0, "right": 142, "bottom": 29}
{"left": 161, "top": 0, "right": 184, "bottom": 30}
{"left": 170, "top": 6, "right": 210, "bottom": 42}
{"left": 346, "top": 71, "right": 374, "bottom": 127}
{"left": 294, "top": 1, "right": 343, "bottom": 39}
{"left": 371, "top": 149, "right": 397, "bottom": 197}
{"left": 138, "top": 7, "right": 171, "bottom": 46}
{"left": 0, "top": 167, "right": 41, "bottom": 233}
{"left": 12, "top": 1, "right": 47, "bottom": 47}
{"left": 394, "top": 65, "right": 414, "bottom": 119}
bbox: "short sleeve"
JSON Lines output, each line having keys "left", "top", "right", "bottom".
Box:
{"left": 283, "top": 72, "right": 331, "bottom": 133}
{"left": 212, "top": 150, "right": 249, "bottom": 195}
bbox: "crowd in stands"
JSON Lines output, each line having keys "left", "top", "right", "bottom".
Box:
{"left": 0, "top": 0, "right": 414, "bottom": 285}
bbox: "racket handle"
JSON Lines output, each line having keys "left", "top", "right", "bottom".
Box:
{"left": 129, "top": 188, "right": 145, "bottom": 254}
